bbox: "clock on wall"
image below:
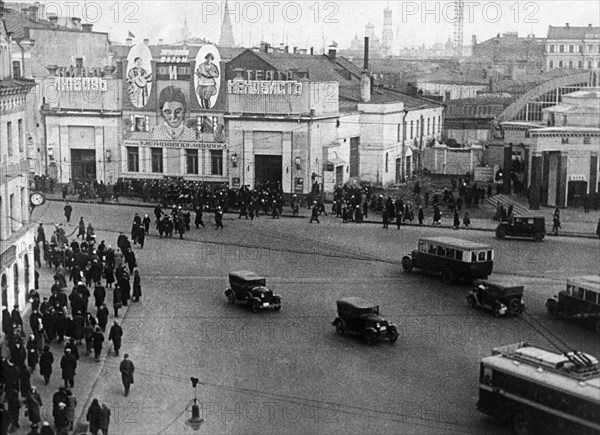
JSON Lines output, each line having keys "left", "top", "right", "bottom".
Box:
{"left": 30, "top": 192, "right": 46, "bottom": 207}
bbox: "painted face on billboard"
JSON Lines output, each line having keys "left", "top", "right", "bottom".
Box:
{"left": 162, "top": 101, "right": 184, "bottom": 128}
{"left": 194, "top": 45, "right": 221, "bottom": 109}
{"left": 126, "top": 44, "right": 153, "bottom": 108}
{"left": 150, "top": 86, "right": 196, "bottom": 141}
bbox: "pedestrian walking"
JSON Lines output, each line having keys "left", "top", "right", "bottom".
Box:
{"left": 382, "top": 208, "right": 389, "bottom": 229}
{"left": 463, "top": 212, "right": 471, "bottom": 228}
{"left": 60, "top": 348, "right": 77, "bottom": 389}
{"left": 100, "top": 403, "right": 111, "bottom": 435}
{"left": 109, "top": 321, "right": 123, "bottom": 356}
{"left": 54, "top": 402, "right": 69, "bottom": 434}
{"left": 395, "top": 210, "right": 403, "bottom": 230}
{"left": 137, "top": 227, "right": 145, "bottom": 249}
{"left": 64, "top": 202, "right": 72, "bottom": 223}
{"left": 418, "top": 207, "right": 424, "bottom": 225}
{"left": 195, "top": 205, "right": 205, "bottom": 228}
{"left": 40, "top": 421, "right": 53, "bottom": 435}
{"left": 119, "top": 354, "right": 135, "bottom": 397}
{"left": 215, "top": 206, "right": 224, "bottom": 229}
{"left": 86, "top": 399, "right": 103, "bottom": 435}
{"left": 92, "top": 327, "right": 104, "bottom": 362}
{"left": 142, "top": 214, "right": 151, "bottom": 234}
{"left": 7, "top": 388, "right": 21, "bottom": 432}
{"left": 97, "top": 303, "right": 109, "bottom": 332}
{"left": 552, "top": 207, "right": 561, "bottom": 236}
{"left": 65, "top": 389, "right": 77, "bottom": 431}
{"left": 78, "top": 217, "right": 86, "bottom": 241}
{"left": 27, "top": 335, "right": 39, "bottom": 373}
{"left": 310, "top": 202, "right": 320, "bottom": 223}
{"left": 113, "top": 286, "right": 122, "bottom": 317}
{"left": 453, "top": 210, "right": 460, "bottom": 230}
{"left": 39, "top": 345, "right": 54, "bottom": 385}
{"left": 25, "top": 387, "right": 43, "bottom": 428}
{"left": 132, "top": 270, "right": 142, "bottom": 302}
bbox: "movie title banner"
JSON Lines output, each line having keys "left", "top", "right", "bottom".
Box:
{"left": 54, "top": 77, "right": 108, "bottom": 92}
{"left": 125, "top": 140, "right": 226, "bottom": 149}
{"left": 227, "top": 80, "right": 303, "bottom": 96}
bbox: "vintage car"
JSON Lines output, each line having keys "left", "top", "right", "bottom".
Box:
{"left": 495, "top": 216, "right": 546, "bottom": 242}
{"left": 332, "top": 297, "right": 398, "bottom": 345}
{"left": 402, "top": 237, "right": 494, "bottom": 284}
{"left": 467, "top": 280, "right": 525, "bottom": 317}
{"left": 225, "top": 270, "right": 281, "bottom": 312}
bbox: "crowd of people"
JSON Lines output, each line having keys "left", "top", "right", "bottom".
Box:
{"left": 1, "top": 214, "right": 140, "bottom": 434}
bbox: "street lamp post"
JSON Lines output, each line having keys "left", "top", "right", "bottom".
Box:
{"left": 186, "top": 377, "right": 204, "bottom": 431}
{"left": 401, "top": 109, "right": 409, "bottom": 181}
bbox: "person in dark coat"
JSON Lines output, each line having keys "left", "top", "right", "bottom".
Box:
{"left": 64, "top": 339, "right": 79, "bottom": 361}
{"left": 25, "top": 387, "right": 43, "bottom": 427}
{"left": 132, "top": 270, "right": 142, "bottom": 302}
{"left": 64, "top": 202, "right": 72, "bottom": 223}
{"left": 463, "top": 212, "right": 471, "bottom": 227}
{"left": 92, "top": 327, "right": 104, "bottom": 362}
{"left": 86, "top": 399, "right": 103, "bottom": 434}
{"left": 83, "top": 321, "right": 94, "bottom": 357}
{"left": 142, "top": 214, "right": 152, "bottom": 234}
{"left": 176, "top": 214, "right": 186, "bottom": 239}
{"left": 39, "top": 346, "right": 54, "bottom": 385}
{"left": 214, "top": 206, "right": 224, "bottom": 229}
{"left": 119, "top": 354, "right": 135, "bottom": 396}
{"left": 97, "top": 303, "right": 109, "bottom": 332}
{"left": 10, "top": 341, "right": 27, "bottom": 368}
{"left": 27, "top": 336, "right": 39, "bottom": 373}
{"left": 78, "top": 217, "right": 86, "bottom": 241}
{"left": 54, "top": 402, "right": 70, "bottom": 433}
{"left": 100, "top": 403, "right": 111, "bottom": 435}
{"left": 104, "top": 263, "right": 115, "bottom": 288}
{"left": 19, "top": 365, "right": 32, "bottom": 399}
{"left": 6, "top": 388, "right": 21, "bottom": 432}
{"left": 382, "top": 208, "right": 389, "bottom": 229}
{"left": 418, "top": 207, "right": 424, "bottom": 225}
{"left": 60, "top": 349, "right": 77, "bottom": 388}
{"left": 453, "top": 210, "right": 460, "bottom": 230}
{"left": 2, "top": 305, "right": 12, "bottom": 336}
{"left": 52, "top": 387, "right": 69, "bottom": 422}
{"left": 125, "top": 249, "right": 137, "bottom": 275}
{"left": 109, "top": 321, "right": 123, "bottom": 356}
{"left": 11, "top": 305, "right": 23, "bottom": 328}
{"left": 113, "top": 286, "right": 122, "bottom": 317}
{"left": 93, "top": 283, "right": 106, "bottom": 309}
{"left": 3, "top": 358, "right": 20, "bottom": 394}
{"left": 137, "top": 227, "right": 146, "bottom": 249}
{"left": 195, "top": 205, "right": 205, "bottom": 228}
{"left": 309, "top": 202, "right": 320, "bottom": 223}
{"left": 72, "top": 312, "right": 85, "bottom": 344}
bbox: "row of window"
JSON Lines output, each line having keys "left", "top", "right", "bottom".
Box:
{"left": 549, "top": 60, "right": 600, "bottom": 69}
{"left": 548, "top": 44, "right": 600, "bottom": 54}
{"left": 418, "top": 242, "right": 493, "bottom": 263}
{"left": 5, "top": 119, "right": 24, "bottom": 157}
{"left": 0, "top": 189, "right": 26, "bottom": 240}
{"left": 565, "top": 284, "right": 599, "bottom": 305}
{"left": 126, "top": 147, "right": 223, "bottom": 175}
{"left": 1, "top": 256, "right": 31, "bottom": 309}
{"left": 130, "top": 115, "right": 220, "bottom": 134}
{"left": 397, "top": 115, "right": 442, "bottom": 142}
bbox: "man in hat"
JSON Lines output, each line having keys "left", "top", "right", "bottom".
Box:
{"left": 11, "top": 305, "right": 23, "bottom": 328}
{"left": 64, "top": 202, "right": 73, "bottom": 223}
{"left": 109, "top": 321, "right": 123, "bottom": 356}
{"left": 60, "top": 348, "right": 77, "bottom": 388}
{"left": 39, "top": 345, "right": 54, "bottom": 385}
{"left": 215, "top": 206, "right": 224, "bottom": 229}
{"left": 310, "top": 201, "right": 320, "bottom": 223}
{"left": 54, "top": 402, "right": 70, "bottom": 432}
{"left": 119, "top": 354, "right": 135, "bottom": 396}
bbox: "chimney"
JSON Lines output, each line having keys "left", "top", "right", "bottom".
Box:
{"left": 310, "top": 47, "right": 314, "bottom": 55}
{"left": 81, "top": 23, "right": 93, "bottom": 32}
{"left": 285, "top": 45, "right": 289, "bottom": 53}
{"left": 361, "top": 70, "right": 371, "bottom": 103}
{"left": 143, "top": 38, "right": 149, "bottom": 45}
{"left": 71, "top": 17, "right": 82, "bottom": 30}
{"left": 293, "top": 46, "right": 298, "bottom": 54}
{"left": 589, "top": 24, "right": 593, "bottom": 28}
{"left": 126, "top": 38, "right": 133, "bottom": 46}
{"left": 48, "top": 14, "right": 59, "bottom": 26}
{"left": 364, "top": 37, "right": 369, "bottom": 70}
{"left": 158, "top": 39, "right": 164, "bottom": 44}
{"left": 565, "top": 23, "right": 569, "bottom": 28}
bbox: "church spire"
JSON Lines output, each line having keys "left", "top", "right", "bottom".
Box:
{"left": 182, "top": 17, "right": 191, "bottom": 43}
{"left": 219, "top": 0, "right": 236, "bottom": 47}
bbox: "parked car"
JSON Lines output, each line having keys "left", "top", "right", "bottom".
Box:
{"left": 225, "top": 270, "right": 281, "bottom": 312}
{"left": 495, "top": 216, "right": 546, "bottom": 242}
{"left": 332, "top": 297, "right": 398, "bottom": 345}
{"left": 467, "top": 280, "right": 525, "bottom": 317}
{"left": 402, "top": 237, "right": 494, "bottom": 284}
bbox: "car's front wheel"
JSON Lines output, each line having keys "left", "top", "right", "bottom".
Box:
{"left": 388, "top": 328, "right": 398, "bottom": 343}
{"left": 250, "top": 301, "right": 260, "bottom": 313}
{"left": 533, "top": 232, "right": 544, "bottom": 242}
{"left": 546, "top": 299, "right": 559, "bottom": 316}
{"left": 401, "top": 256, "right": 413, "bottom": 273}
{"left": 364, "top": 330, "right": 377, "bottom": 345}
{"left": 272, "top": 298, "right": 281, "bottom": 311}
{"left": 441, "top": 269, "right": 455, "bottom": 285}
{"left": 496, "top": 228, "right": 507, "bottom": 239}
{"left": 226, "top": 290, "right": 235, "bottom": 305}
{"left": 467, "top": 294, "right": 477, "bottom": 308}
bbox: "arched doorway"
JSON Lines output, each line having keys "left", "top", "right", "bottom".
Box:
{"left": 24, "top": 255, "right": 30, "bottom": 293}
{"left": 1, "top": 274, "right": 7, "bottom": 308}
{"left": 13, "top": 264, "right": 19, "bottom": 306}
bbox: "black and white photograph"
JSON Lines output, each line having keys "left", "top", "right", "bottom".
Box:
{"left": 1, "top": 1, "right": 599, "bottom": 434}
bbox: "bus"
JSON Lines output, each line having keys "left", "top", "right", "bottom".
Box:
{"left": 401, "top": 237, "right": 494, "bottom": 284}
{"left": 477, "top": 342, "right": 600, "bottom": 435}
{"left": 546, "top": 275, "right": 600, "bottom": 333}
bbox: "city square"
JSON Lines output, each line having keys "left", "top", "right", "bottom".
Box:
{"left": 2, "top": 1, "right": 600, "bottom": 434}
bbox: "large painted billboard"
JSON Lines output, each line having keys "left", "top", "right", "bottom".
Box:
{"left": 194, "top": 45, "right": 221, "bottom": 109}
{"left": 126, "top": 43, "right": 153, "bottom": 108}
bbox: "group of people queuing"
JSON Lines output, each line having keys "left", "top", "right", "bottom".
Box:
{"left": 1, "top": 211, "right": 140, "bottom": 433}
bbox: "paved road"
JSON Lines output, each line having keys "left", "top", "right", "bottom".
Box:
{"left": 26, "top": 201, "right": 600, "bottom": 435}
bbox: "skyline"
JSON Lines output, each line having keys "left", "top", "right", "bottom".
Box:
{"left": 33, "top": 0, "right": 600, "bottom": 52}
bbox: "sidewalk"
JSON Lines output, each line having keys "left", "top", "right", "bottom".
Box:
{"left": 43, "top": 192, "right": 600, "bottom": 239}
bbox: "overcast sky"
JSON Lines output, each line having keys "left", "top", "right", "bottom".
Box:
{"left": 39, "top": 1, "right": 600, "bottom": 51}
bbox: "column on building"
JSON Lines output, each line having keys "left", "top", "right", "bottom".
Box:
{"left": 589, "top": 153, "right": 598, "bottom": 197}
{"left": 529, "top": 152, "right": 543, "bottom": 210}
{"left": 556, "top": 151, "right": 568, "bottom": 208}
{"left": 503, "top": 144, "right": 513, "bottom": 195}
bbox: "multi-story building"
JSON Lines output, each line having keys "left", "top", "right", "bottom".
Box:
{"left": 546, "top": 23, "right": 600, "bottom": 85}
{"left": 1, "top": 15, "right": 37, "bottom": 329}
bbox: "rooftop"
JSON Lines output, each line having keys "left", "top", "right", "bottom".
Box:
{"left": 548, "top": 24, "right": 600, "bottom": 40}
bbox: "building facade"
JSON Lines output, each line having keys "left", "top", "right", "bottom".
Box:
{"left": 546, "top": 23, "right": 600, "bottom": 84}
{"left": 0, "top": 16, "right": 36, "bottom": 329}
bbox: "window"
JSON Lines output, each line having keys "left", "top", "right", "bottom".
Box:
{"left": 210, "top": 150, "right": 223, "bottom": 175}
{"left": 478, "top": 252, "right": 486, "bottom": 262}
{"left": 569, "top": 45, "right": 574, "bottom": 53}
{"left": 579, "top": 45, "right": 584, "bottom": 53}
{"left": 589, "top": 45, "right": 594, "bottom": 52}
{"left": 12, "top": 60, "right": 21, "bottom": 77}
{"left": 432, "top": 117, "right": 436, "bottom": 134}
{"left": 385, "top": 153, "right": 389, "bottom": 173}
{"left": 427, "top": 118, "right": 430, "bottom": 135}
{"left": 568, "top": 61, "right": 573, "bottom": 68}
{"left": 549, "top": 60, "right": 554, "bottom": 68}
{"left": 186, "top": 149, "right": 198, "bottom": 174}
{"left": 397, "top": 124, "right": 401, "bottom": 142}
{"left": 76, "top": 57, "right": 83, "bottom": 68}
{"left": 18, "top": 119, "right": 23, "bottom": 152}
{"left": 549, "top": 45, "right": 555, "bottom": 53}
{"left": 559, "top": 60, "right": 564, "bottom": 68}
{"left": 559, "top": 45, "right": 564, "bottom": 53}
{"left": 438, "top": 115, "right": 441, "bottom": 133}
{"left": 471, "top": 252, "right": 477, "bottom": 262}
{"left": 127, "top": 147, "right": 139, "bottom": 172}
{"left": 349, "top": 137, "right": 359, "bottom": 177}
{"left": 455, "top": 250, "right": 463, "bottom": 261}
{"left": 578, "top": 61, "right": 583, "bottom": 69}
{"left": 428, "top": 244, "right": 436, "bottom": 254}
{"left": 561, "top": 137, "right": 569, "bottom": 144}
{"left": 487, "top": 250, "right": 493, "bottom": 261}
{"left": 410, "top": 121, "right": 414, "bottom": 139}
{"left": 578, "top": 287, "right": 585, "bottom": 299}
{"left": 419, "top": 242, "right": 427, "bottom": 252}
{"left": 583, "top": 136, "right": 591, "bottom": 144}
{"left": 151, "top": 148, "right": 163, "bottom": 173}
{"left": 436, "top": 246, "right": 446, "bottom": 256}
{"left": 416, "top": 120, "right": 420, "bottom": 137}
{"left": 132, "top": 115, "right": 148, "bottom": 132}
{"left": 588, "top": 61, "right": 593, "bottom": 69}
{"left": 445, "top": 248, "right": 455, "bottom": 259}
{"left": 584, "top": 290, "right": 598, "bottom": 304}
{"left": 7, "top": 121, "right": 12, "bottom": 156}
